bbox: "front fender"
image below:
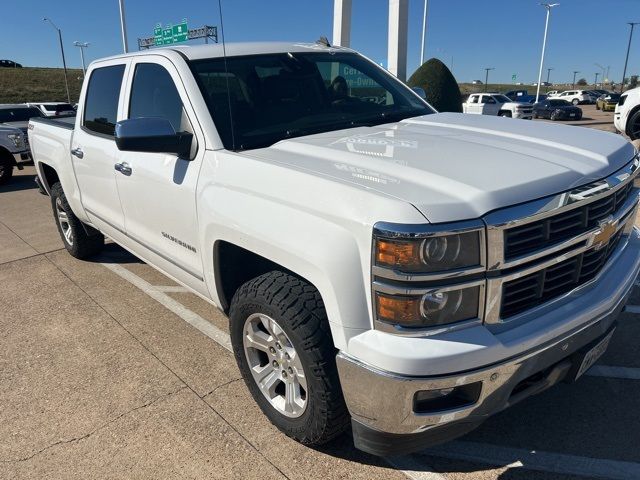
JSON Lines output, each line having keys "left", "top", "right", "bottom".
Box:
{"left": 197, "top": 150, "right": 427, "bottom": 350}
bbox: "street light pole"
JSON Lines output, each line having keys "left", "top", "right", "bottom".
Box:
{"left": 572, "top": 70, "right": 579, "bottom": 89}
{"left": 621, "top": 22, "right": 639, "bottom": 93}
{"left": 73, "top": 41, "right": 90, "bottom": 76}
{"left": 535, "top": 3, "right": 559, "bottom": 103}
{"left": 118, "top": 0, "right": 130, "bottom": 53}
{"left": 594, "top": 72, "right": 599, "bottom": 87}
{"left": 484, "top": 67, "right": 494, "bottom": 92}
{"left": 43, "top": 18, "right": 71, "bottom": 104}
{"left": 420, "top": 0, "right": 429, "bottom": 65}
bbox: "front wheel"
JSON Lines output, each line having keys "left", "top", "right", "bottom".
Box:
{"left": 229, "top": 271, "right": 349, "bottom": 445}
{"left": 50, "top": 182, "right": 104, "bottom": 259}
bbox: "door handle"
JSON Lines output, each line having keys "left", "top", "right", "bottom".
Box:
{"left": 71, "top": 147, "right": 83, "bottom": 159}
{"left": 114, "top": 162, "right": 132, "bottom": 176}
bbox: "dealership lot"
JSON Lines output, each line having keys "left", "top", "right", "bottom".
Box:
{"left": 2, "top": 116, "right": 640, "bottom": 479}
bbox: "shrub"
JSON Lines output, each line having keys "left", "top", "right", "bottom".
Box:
{"left": 408, "top": 58, "right": 462, "bottom": 113}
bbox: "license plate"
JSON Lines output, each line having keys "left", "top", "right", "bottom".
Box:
{"left": 575, "top": 330, "right": 615, "bottom": 379}
{"left": 570, "top": 113, "right": 576, "bottom": 117}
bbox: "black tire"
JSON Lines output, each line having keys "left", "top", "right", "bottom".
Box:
{"left": 229, "top": 271, "right": 349, "bottom": 445}
{"left": 550, "top": 111, "right": 559, "bottom": 121}
{"left": 627, "top": 110, "right": 640, "bottom": 140}
{"left": 50, "top": 182, "right": 104, "bottom": 259}
{"left": 0, "top": 153, "right": 13, "bottom": 186}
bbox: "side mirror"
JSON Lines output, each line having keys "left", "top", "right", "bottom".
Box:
{"left": 115, "top": 117, "right": 193, "bottom": 159}
{"left": 412, "top": 87, "right": 427, "bottom": 100}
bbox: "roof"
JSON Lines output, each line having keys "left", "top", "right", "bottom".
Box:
{"left": 94, "top": 41, "right": 352, "bottom": 64}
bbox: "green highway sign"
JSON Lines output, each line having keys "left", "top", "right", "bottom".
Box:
{"left": 154, "top": 19, "right": 189, "bottom": 46}
{"left": 512, "top": 74, "right": 517, "bottom": 82}
{"left": 154, "top": 24, "right": 162, "bottom": 46}
{"left": 173, "top": 20, "right": 188, "bottom": 43}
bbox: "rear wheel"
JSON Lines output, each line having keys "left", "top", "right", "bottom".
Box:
{"left": 50, "top": 182, "right": 104, "bottom": 259}
{"left": 229, "top": 271, "right": 349, "bottom": 445}
{"left": 572, "top": 99, "right": 580, "bottom": 106}
{"left": 550, "top": 111, "right": 559, "bottom": 121}
{"left": 628, "top": 110, "right": 640, "bottom": 140}
{"left": 0, "top": 152, "right": 13, "bottom": 186}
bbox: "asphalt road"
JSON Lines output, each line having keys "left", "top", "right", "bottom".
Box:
{"left": 2, "top": 115, "right": 639, "bottom": 479}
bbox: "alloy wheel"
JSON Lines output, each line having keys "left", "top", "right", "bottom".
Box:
{"left": 55, "top": 197, "right": 73, "bottom": 246}
{"left": 242, "top": 313, "right": 307, "bottom": 418}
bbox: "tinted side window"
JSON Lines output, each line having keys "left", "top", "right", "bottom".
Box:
{"left": 83, "top": 64, "right": 125, "bottom": 136}
{"left": 129, "top": 63, "right": 185, "bottom": 132}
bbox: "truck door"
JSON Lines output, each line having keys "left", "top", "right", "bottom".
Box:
{"left": 71, "top": 61, "right": 128, "bottom": 234}
{"left": 114, "top": 57, "right": 206, "bottom": 291}
{"left": 481, "top": 95, "right": 499, "bottom": 115}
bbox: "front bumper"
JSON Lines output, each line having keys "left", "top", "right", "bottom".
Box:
{"left": 337, "top": 228, "right": 640, "bottom": 456}
{"left": 513, "top": 112, "right": 533, "bottom": 119}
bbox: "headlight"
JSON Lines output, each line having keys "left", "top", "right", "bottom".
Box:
{"left": 375, "top": 231, "right": 482, "bottom": 273}
{"left": 7, "top": 133, "right": 24, "bottom": 149}
{"left": 372, "top": 221, "right": 486, "bottom": 333}
{"left": 375, "top": 284, "right": 482, "bottom": 329}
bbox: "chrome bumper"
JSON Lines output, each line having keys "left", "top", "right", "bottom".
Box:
{"left": 337, "top": 230, "right": 640, "bottom": 437}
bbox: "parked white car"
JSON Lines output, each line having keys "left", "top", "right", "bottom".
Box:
{"left": 555, "top": 90, "right": 596, "bottom": 105}
{"left": 547, "top": 90, "right": 560, "bottom": 97}
{"left": 463, "top": 93, "right": 533, "bottom": 119}
{"left": 28, "top": 42, "right": 640, "bottom": 457}
{"left": 614, "top": 87, "right": 640, "bottom": 139}
{"left": 28, "top": 102, "right": 76, "bottom": 117}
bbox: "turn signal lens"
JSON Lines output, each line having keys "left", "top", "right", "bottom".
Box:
{"left": 375, "top": 240, "right": 422, "bottom": 269}
{"left": 376, "top": 286, "right": 480, "bottom": 328}
{"left": 375, "top": 231, "right": 481, "bottom": 273}
{"left": 376, "top": 294, "right": 422, "bottom": 324}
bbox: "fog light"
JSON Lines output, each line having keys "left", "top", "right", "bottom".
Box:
{"left": 413, "top": 382, "right": 482, "bottom": 413}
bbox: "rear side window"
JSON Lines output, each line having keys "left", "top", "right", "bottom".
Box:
{"left": 128, "top": 63, "right": 185, "bottom": 132}
{"left": 83, "top": 64, "right": 125, "bottom": 136}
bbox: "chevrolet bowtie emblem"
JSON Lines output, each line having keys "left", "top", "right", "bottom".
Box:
{"left": 592, "top": 217, "right": 617, "bottom": 250}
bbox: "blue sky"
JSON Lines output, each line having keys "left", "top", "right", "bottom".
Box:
{"left": 2, "top": 0, "right": 639, "bottom": 84}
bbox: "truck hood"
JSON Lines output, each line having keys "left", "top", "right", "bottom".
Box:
{"left": 1, "top": 121, "right": 28, "bottom": 136}
{"left": 245, "top": 112, "right": 635, "bottom": 223}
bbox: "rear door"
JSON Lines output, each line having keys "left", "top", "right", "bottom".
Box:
{"left": 114, "top": 56, "right": 206, "bottom": 289}
{"left": 466, "top": 95, "right": 481, "bottom": 114}
{"left": 71, "top": 60, "right": 129, "bottom": 234}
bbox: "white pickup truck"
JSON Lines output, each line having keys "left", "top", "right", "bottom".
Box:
{"left": 462, "top": 93, "right": 533, "bottom": 119}
{"left": 28, "top": 42, "right": 640, "bottom": 457}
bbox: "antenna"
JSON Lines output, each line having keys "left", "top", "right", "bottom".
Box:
{"left": 217, "top": 0, "right": 236, "bottom": 149}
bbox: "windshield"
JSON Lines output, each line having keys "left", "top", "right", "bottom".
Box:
{"left": 548, "top": 99, "right": 571, "bottom": 106}
{"left": 0, "top": 107, "right": 43, "bottom": 122}
{"left": 190, "top": 51, "right": 434, "bottom": 150}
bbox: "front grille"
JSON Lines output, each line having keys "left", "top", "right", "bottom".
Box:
{"left": 500, "top": 230, "right": 623, "bottom": 319}
{"left": 504, "top": 182, "right": 634, "bottom": 260}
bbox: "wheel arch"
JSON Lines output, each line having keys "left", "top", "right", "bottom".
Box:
{"left": 38, "top": 162, "right": 60, "bottom": 195}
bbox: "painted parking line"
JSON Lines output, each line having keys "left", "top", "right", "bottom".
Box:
{"left": 152, "top": 285, "right": 190, "bottom": 293}
{"left": 101, "top": 262, "right": 232, "bottom": 352}
{"left": 419, "top": 440, "right": 640, "bottom": 480}
{"left": 623, "top": 304, "right": 640, "bottom": 314}
{"left": 587, "top": 365, "right": 640, "bottom": 380}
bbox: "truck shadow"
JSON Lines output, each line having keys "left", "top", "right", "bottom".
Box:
{"left": 0, "top": 171, "right": 37, "bottom": 193}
